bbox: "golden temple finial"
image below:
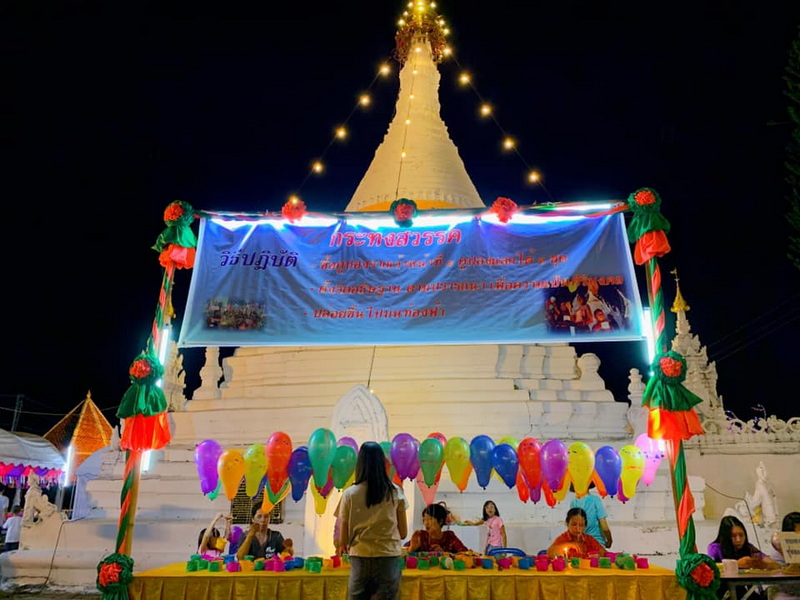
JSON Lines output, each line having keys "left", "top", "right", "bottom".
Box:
{"left": 670, "top": 268, "right": 690, "bottom": 313}
{"left": 395, "top": 0, "right": 449, "bottom": 64}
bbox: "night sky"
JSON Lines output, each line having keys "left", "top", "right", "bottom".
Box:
{"left": 3, "top": 1, "right": 800, "bottom": 435}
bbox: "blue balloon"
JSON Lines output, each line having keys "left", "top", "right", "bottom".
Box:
{"left": 288, "top": 446, "right": 313, "bottom": 502}
{"left": 491, "top": 443, "right": 519, "bottom": 488}
{"left": 594, "top": 445, "right": 622, "bottom": 497}
{"left": 470, "top": 435, "right": 496, "bottom": 489}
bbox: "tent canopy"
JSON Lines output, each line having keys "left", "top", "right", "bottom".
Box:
{"left": 0, "top": 428, "right": 65, "bottom": 470}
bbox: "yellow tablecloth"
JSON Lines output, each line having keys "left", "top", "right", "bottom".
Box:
{"left": 128, "top": 562, "right": 687, "bottom": 600}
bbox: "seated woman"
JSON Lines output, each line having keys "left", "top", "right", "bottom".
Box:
{"left": 408, "top": 503, "right": 469, "bottom": 554}
{"left": 236, "top": 505, "right": 294, "bottom": 560}
{"left": 547, "top": 507, "right": 607, "bottom": 559}
{"left": 707, "top": 515, "right": 779, "bottom": 569}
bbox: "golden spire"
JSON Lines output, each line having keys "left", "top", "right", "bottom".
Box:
{"left": 395, "top": 0, "right": 448, "bottom": 64}
{"left": 670, "top": 268, "right": 690, "bottom": 313}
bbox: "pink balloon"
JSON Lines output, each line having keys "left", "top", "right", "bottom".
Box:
{"left": 540, "top": 439, "right": 568, "bottom": 491}
{"left": 195, "top": 439, "right": 223, "bottom": 495}
{"left": 390, "top": 433, "right": 420, "bottom": 481}
{"left": 635, "top": 434, "right": 664, "bottom": 486}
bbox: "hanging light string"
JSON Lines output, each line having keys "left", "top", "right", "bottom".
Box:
{"left": 287, "top": 0, "right": 555, "bottom": 207}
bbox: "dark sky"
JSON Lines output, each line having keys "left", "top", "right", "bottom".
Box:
{"left": 3, "top": 1, "right": 800, "bottom": 435}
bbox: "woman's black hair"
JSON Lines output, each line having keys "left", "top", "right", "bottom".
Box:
{"left": 354, "top": 441, "right": 394, "bottom": 508}
{"left": 713, "top": 515, "right": 749, "bottom": 558}
{"left": 482, "top": 500, "right": 500, "bottom": 522}
{"left": 782, "top": 511, "right": 800, "bottom": 532}
{"left": 198, "top": 527, "right": 220, "bottom": 548}
{"left": 565, "top": 507, "right": 587, "bottom": 525}
{"left": 421, "top": 502, "right": 450, "bottom": 526}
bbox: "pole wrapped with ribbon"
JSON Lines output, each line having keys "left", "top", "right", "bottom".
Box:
{"left": 625, "top": 187, "right": 708, "bottom": 596}
{"left": 99, "top": 201, "right": 197, "bottom": 600}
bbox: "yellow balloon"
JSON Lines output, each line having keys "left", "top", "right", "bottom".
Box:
{"left": 497, "top": 436, "right": 519, "bottom": 450}
{"left": 261, "top": 479, "right": 290, "bottom": 514}
{"left": 243, "top": 443, "right": 267, "bottom": 498}
{"left": 554, "top": 474, "right": 570, "bottom": 502}
{"left": 567, "top": 442, "right": 595, "bottom": 497}
{"left": 309, "top": 480, "right": 329, "bottom": 515}
{"left": 217, "top": 448, "right": 245, "bottom": 501}
{"left": 619, "top": 445, "right": 645, "bottom": 500}
{"left": 444, "top": 437, "right": 473, "bottom": 492}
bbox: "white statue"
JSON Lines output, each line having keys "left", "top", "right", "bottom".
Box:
{"left": 745, "top": 461, "right": 779, "bottom": 528}
{"left": 22, "top": 473, "right": 58, "bottom": 525}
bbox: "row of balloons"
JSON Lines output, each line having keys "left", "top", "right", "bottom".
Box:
{"left": 194, "top": 430, "right": 666, "bottom": 515}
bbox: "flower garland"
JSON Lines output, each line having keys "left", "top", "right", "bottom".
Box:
{"left": 96, "top": 553, "right": 134, "bottom": 600}
{"left": 489, "top": 197, "right": 518, "bottom": 223}
{"left": 282, "top": 197, "right": 307, "bottom": 222}
{"left": 390, "top": 198, "right": 417, "bottom": 227}
{"left": 625, "top": 187, "right": 671, "bottom": 265}
{"left": 675, "top": 553, "right": 720, "bottom": 599}
{"left": 152, "top": 200, "right": 197, "bottom": 269}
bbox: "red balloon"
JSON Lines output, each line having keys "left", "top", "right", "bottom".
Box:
{"left": 266, "top": 431, "right": 293, "bottom": 495}
{"left": 518, "top": 437, "right": 542, "bottom": 488}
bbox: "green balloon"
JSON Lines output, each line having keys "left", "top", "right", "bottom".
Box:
{"left": 419, "top": 437, "right": 444, "bottom": 486}
{"left": 380, "top": 441, "right": 397, "bottom": 480}
{"left": 332, "top": 445, "right": 357, "bottom": 489}
{"left": 308, "top": 428, "right": 337, "bottom": 488}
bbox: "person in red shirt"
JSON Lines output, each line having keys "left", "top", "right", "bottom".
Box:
{"left": 547, "top": 507, "right": 607, "bottom": 559}
{"left": 408, "top": 503, "right": 469, "bottom": 554}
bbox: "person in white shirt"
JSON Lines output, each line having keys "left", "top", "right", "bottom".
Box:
{"left": 0, "top": 485, "right": 9, "bottom": 523}
{"left": 2, "top": 505, "right": 23, "bottom": 552}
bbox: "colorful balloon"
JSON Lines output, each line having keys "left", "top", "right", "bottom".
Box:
{"left": 594, "top": 445, "right": 622, "bottom": 497}
{"left": 265, "top": 431, "right": 293, "bottom": 495}
{"left": 332, "top": 445, "right": 357, "bottom": 489}
{"left": 518, "top": 437, "right": 542, "bottom": 499}
{"left": 310, "top": 476, "right": 332, "bottom": 515}
{"left": 390, "top": 433, "right": 420, "bottom": 481}
{"left": 308, "top": 428, "right": 337, "bottom": 488}
{"left": 288, "top": 446, "right": 313, "bottom": 502}
{"left": 567, "top": 442, "right": 595, "bottom": 497}
{"left": 380, "top": 441, "right": 396, "bottom": 480}
{"left": 418, "top": 437, "right": 444, "bottom": 487}
{"left": 415, "top": 469, "right": 439, "bottom": 506}
{"left": 243, "top": 443, "right": 267, "bottom": 498}
{"left": 470, "top": 435, "right": 496, "bottom": 489}
{"left": 516, "top": 470, "right": 530, "bottom": 503}
{"left": 497, "top": 436, "right": 520, "bottom": 450}
{"left": 491, "top": 443, "right": 519, "bottom": 488}
{"left": 540, "top": 439, "right": 568, "bottom": 491}
{"left": 635, "top": 433, "right": 665, "bottom": 486}
{"left": 217, "top": 448, "right": 245, "bottom": 501}
{"left": 195, "top": 439, "right": 223, "bottom": 495}
{"left": 444, "top": 436, "right": 472, "bottom": 492}
{"left": 427, "top": 432, "right": 447, "bottom": 447}
{"left": 619, "top": 444, "right": 645, "bottom": 500}
{"left": 264, "top": 478, "right": 291, "bottom": 510}
{"left": 338, "top": 436, "right": 359, "bottom": 453}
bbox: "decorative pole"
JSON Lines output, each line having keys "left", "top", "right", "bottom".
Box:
{"left": 626, "top": 188, "right": 720, "bottom": 599}
{"left": 96, "top": 201, "right": 197, "bottom": 600}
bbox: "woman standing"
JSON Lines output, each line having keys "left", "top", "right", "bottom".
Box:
{"left": 335, "top": 441, "right": 408, "bottom": 600}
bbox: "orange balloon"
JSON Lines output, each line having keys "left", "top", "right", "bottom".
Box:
{"left": 217, "top": 448, "right": 245, "bottom": 501}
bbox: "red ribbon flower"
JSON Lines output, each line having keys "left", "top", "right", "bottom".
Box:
{"left": 163, "top": 202, "right": 185, "bottom": 222}
{"left": 282, "top": 197, "right": 307, "bottom": 222}
{"left": 390, "top": 198, "right": 417, "bottom": 227}
{"left": 632, "top": 189, "right": 657, "bottom": 206}
{"left": 98, "top": 561, "right": 122, "bottom": 587}
{"left": 689, "top": 562, "right": 714, "bottom": 587}
{"left": 658, "top": 356, "right": 683, "bottom": 378}
{"left": 490, "top": 196, "right": 518, "bottom": 223}
{"left": 129, "top": 358, "right": 153, "bottom": 379}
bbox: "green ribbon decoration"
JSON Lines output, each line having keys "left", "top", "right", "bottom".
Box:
{"left": 116, "top": 351, "right": 167, "bottom": 419}
{"left": 642, "top": 350, "right": 703, "bottom": 412}
{"left": 626, "top": 187, "right": 671, "bottom": 243}
{"left": 675, "top": 552, "right": 720, "bottom": 599}
{"left": 152, "top": 200, "right": 197, "bottom": 252}
{"left": 96, "top": 552, "right": 135, "bottom": 600}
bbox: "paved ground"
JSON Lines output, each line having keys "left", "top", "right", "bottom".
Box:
{"left": 0, "top": 587, "right": 99, "bottom": 599}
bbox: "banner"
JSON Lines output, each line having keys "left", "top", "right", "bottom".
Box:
{"left": 178, "top": 209, "right": 645, "bottom": 347}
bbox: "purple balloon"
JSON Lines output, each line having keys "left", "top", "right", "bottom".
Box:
{"left": 338, "top": 436, "right": 359, "bottom": 453}
{"left": 594, "top": 445, "right": 622, "bottom": 497}
{"left": 540, "top": 439, "right": 569, "bottom": 491}
{"left": 390, "top": 433, "right": 420, "bottom": 480}
{"left": 229, "top": 525, "right": 243, "bottom": 548}
{"left": 288, "top": 446, "right": 313, "bottom": 502}
{"left": 195, "top": 439, "right": 223, "bottom": 495}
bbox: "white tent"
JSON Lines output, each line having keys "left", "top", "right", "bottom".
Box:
{"left": 0, "top": 428, "right": 65, "bottom": 470}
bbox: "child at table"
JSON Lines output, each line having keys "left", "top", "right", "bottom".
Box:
{"left": 463, "top": 500, "right": 506, "bottom": 555}
{"left": 547, "top": 507, "right": 607, "bottom": 559}
{"left": 197, "top": 512, "right": 232, "bottom": 559}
